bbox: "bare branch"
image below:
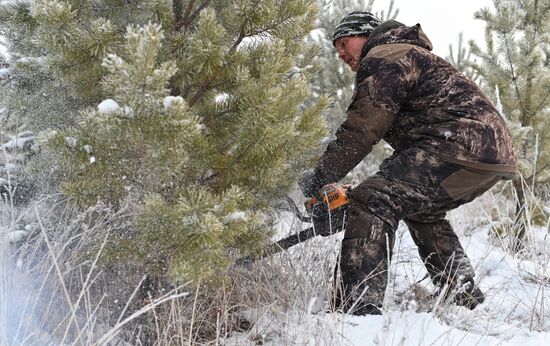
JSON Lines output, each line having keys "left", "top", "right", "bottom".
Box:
{"left": 187, "top": 0, "right": 212, "bottom": 26}
{"left": 172, "top": 0, "right": 183, "bottom": 31}
{"left": 502, "top": 33, "right": 528, "bottom": 125}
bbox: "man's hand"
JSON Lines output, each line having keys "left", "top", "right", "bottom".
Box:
{"left": 299, "top": 170, "right": 324, "bottom": 198}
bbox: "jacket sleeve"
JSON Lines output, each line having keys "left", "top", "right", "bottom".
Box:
{"left": 312, "top": 45, "right": 419, "bottom": 188}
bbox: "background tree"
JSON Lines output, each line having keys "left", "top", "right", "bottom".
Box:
{"left": 446, "top": 32, "right": 481, "bottom": 83}
{"left": 0, "top": 0, "right": 328, "bottom": 282}
{"left": 467, "top": 0, "right": 549, "bottom": 251}
{"left": 0, "top": 43, "right": 37, "bottom": 206}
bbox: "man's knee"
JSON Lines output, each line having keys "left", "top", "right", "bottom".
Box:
{"left": 344, "top": 180, "right": 400, "bottom": 240}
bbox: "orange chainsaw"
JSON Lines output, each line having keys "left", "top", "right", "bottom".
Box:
{"left": 236, "top": 184, "right": 352, "bottom": 265}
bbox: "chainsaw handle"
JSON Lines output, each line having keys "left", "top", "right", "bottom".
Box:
{"left": 306, "top": 183, "right": 352, "bottom": 214}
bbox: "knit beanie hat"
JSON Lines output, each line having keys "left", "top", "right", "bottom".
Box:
{"left": 332, "top": 11, "right": 381, "bottom": 46}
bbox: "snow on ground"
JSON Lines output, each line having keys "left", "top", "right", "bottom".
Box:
{"left": 1, "top": 187, "right": 548, "bottom": 344}
{"left": 226, "top": 193, "right": 550, "bottom": 345}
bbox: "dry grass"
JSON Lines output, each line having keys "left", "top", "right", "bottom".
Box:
{"left": 1, "top": 174, "right": 549, "bottom": 345}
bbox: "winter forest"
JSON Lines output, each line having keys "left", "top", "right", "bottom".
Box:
{"left": 0, "top": 0, "right": 549, "bottom": 344}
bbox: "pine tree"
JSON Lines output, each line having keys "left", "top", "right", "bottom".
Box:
{"left": 468, "top": 0, "right": 549, "bottom": 251}
{"left": 0, "top": 0, "right": 328, "bottom": 282}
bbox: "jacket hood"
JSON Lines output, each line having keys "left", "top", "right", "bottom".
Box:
{"left": 360, "top": 20, "right": 433, "bottom": 58}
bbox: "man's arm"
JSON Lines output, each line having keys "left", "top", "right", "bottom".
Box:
{"left": 301, "top": 44, "right": 420, "bottom": 196}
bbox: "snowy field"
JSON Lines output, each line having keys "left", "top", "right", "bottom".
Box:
{"left": 225, "top": 192, "right": 550, "bottom": 345}
{"left": 1, "top": 190, "right": 549, "bottom": 345}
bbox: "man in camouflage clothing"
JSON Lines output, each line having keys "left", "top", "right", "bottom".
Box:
{"left": 299, "top": 12, "right": 517, "bottom": 315}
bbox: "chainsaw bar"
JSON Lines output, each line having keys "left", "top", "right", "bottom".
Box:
{"left": 235, "top": 226, "right": 317, "bottom": 266}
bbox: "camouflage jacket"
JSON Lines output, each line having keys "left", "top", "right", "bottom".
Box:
{"left": 313, "top": 22, "right": 517, "bottom": 189}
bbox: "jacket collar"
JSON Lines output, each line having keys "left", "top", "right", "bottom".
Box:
{"left": 360, "top": 21, "right": 433, "bottom": 59}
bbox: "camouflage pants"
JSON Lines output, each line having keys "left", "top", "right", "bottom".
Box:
{"left": 333, "top": 148, "right": 504, "bottom": 314}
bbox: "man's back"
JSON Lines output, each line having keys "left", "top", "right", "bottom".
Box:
{"left": 358, "top": 23, "right": 516, "bottom": 172}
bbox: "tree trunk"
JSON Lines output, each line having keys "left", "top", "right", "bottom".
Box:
{"left": 511, "top": 176, "right": 526, "bottom": 253}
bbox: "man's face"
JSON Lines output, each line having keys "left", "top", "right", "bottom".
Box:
{"left": 334, "top": 36, "right": 369, "bottom": 72}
